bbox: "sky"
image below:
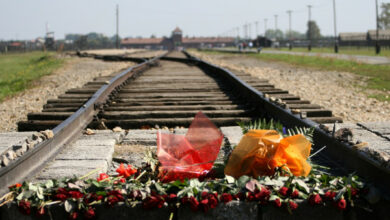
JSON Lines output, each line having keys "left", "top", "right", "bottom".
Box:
{"left": 0, "top": 0, "right": 389, "bottom": 40}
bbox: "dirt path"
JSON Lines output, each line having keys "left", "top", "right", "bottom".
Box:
{"left": 191, "top": 51, "right": 390, "bottom": 123}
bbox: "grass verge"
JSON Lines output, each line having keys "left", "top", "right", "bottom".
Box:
{"left": 0, "top": 52, "right": 64, "bottom": 101}
{"left": 197, "top": 50, "right": 390, "bottom": 101}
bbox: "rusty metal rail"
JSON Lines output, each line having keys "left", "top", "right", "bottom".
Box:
{"left": 0, "top": 52, "right": 167, "bottom": 195}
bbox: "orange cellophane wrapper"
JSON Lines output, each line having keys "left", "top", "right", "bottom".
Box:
{"left": 157, "top": 112, "right": 223, "bottom": 182}
{"left": 224, "top": 130, "right": 311, "bottom": 178}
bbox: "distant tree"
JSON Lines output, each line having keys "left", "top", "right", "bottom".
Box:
{"left": 65, "top": 34, "right": 83, "bottom": 42}
{"left": 110, "top": 34, "right": 121, "bottom": 42}
{"left": 284, "top": 30, "right": 305, "bottom": 40}
{"left": 265, "top": 29, "right": 284, "bottom": 40}
{"left": 74, "top": 35, "right": 87, "bottom": 50}
{"left": 86, "top": 32, "right": 102, "bottom": 40}
{"left": 306, "top": 21, "right": 321, "bottom": 41}
{"left": 379, "top": 3, "right": 390, "bottom": 29}
{"left": 150, "top": 34, "right": 156, "bottom": 38}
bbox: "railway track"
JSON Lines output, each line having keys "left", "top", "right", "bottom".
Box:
{"left": 1, "top": 51, "right": 389, "bottom": 197}
{"left": 18, "top": 51, "right": 341, "bottom": 131}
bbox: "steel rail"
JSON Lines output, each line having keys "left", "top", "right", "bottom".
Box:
{"left": 0, "top": 52, "right": 167, "bottom": 195}
{"left": 184, "top": 50, "right": 390, "bottom": 194}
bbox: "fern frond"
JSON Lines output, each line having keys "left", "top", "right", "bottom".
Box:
{"left": 285, "top": 127, "right": 315, "bottom": 142}
{"left": 237, "top": 119, "right": 284, "bottom": 134}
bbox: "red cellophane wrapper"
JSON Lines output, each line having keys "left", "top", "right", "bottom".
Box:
{"left": 157, "top": 112, "right": 223, "bottom": 182}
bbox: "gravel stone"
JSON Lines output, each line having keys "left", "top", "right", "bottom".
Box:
{"left": 0, "top": 57, "right": 133, "bottom": 131}
{"left": 1, "top": 155, "right": 9, "bottom": 166}
{"left": 6, "top": 150, "right": 16, "bottom": 160}
{"left": 192, "top": 51, "right": 390, "bottom": 123}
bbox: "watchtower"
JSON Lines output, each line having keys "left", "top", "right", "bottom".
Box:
{"left": 171, "top": 27, "right": 182, "bottom": 49}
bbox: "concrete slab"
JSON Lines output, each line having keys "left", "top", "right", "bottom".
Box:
{"left": 220, "top": 126, "right": 243, "bottom": 146}
{"left": 34, "top": 130, "right": 118, "bottom": 181}
{"left": 36, "top": 160, "right": 108, "bottom": 180}
{"left": 122, "top": 129, "right": 169, "bottom": 146}
{"left": 358, "top": 122, "right": 390, "bottom": 136}
{"left": 57, "top": 145, "right": 114, "bottom": 161}
{"left": 325, "top": 122, "right": 390, "bottom": 168}
{"left": 82, "top": 130, "right": 125, "bottom": 143}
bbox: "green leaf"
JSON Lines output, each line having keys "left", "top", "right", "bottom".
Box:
{"left": 91, "top": 180, "right": 101, "bottom": 188}
{"left": 177, "top": 187, "right": 193, "bottom": 198}
{"left": 225, "top": 175, "right": 235, "bottom": 184}
{"left": 28, "top": 183, "right": 38, "bottom": 192}
{"left": 68, "top": 183, "right": 81, "bottom": 190}
{"left": 189, "top": 179, "right": 201, "bottom": 188}
{"left": 237, "top": 176, "right": 251, "bottom": 188}
{"left": 293, "top": 179, "right": 310, "bottom": 193}
{"left": 329, "top": 178, "right": 339, "bottom": 186}
{"left": 37, "top": 187, "right": 44, "bottom": 200}
{"left": 45, "top": 180, "right": 54, "bottom": 189}
{"left": 16, "top": 192, "right": 24, "bottom": 201}
{"left": 335, "top": 187, "right": 347, "bottom": 201}
{"left": 238, "top": 119, "right": 284, "bottom": 134}
{"left": 64, "top": 200, "right": 76, "bottom": 213}
{"left": 154, "top": 182, "right": 166, "bottom": 194}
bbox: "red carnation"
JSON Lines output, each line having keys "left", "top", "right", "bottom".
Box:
{"left": 180, "top": 196, "right": 189, "bottom": 204}
{"left": 200, "top": 199, "right": 210, "bottom": 212}
{"left": 289, "top": 201, "right": 298, "bottom": 211}
{"left": 18, "top": 200, "right": 31, "bottom": 215}
{"left": 324, "top": 191, "right": 336, "bottom": 201}
{"left": 220, "top": 193, "right": 233, "bottom": 204}
{"left": 188, "top": 196, "right": 199, "bottom": 211}
{"left": 55, "top": 188, "right": 68, "bottom": 201}
{"left": 291, "top": 190, "right": 299, "bottom": 198}
{"left": 235, "top": 192, "right": 246, "bottom": 201}
{"left": 119, "top": 178, "right": 126, "bottom": 183}
{"left": 143, "top": 196, "right": 164, "bottom": 209}
{"left": 336, "top": 199, "right": 347, "bottom": 210}
{"left": 201, "top": 191, "right": 208, "bottom": 199}
{"left": 207, "top": 193, "right": 218, "bottom": 209}
{"left": 107, "top": 190, "right": 124, "bottom": 206}
{"left": 68, "top": 191, "right": 84, "bottom": 199}
{"left": 85, "top": 193, "right": 104, "bottom": 203}
{"left": 84, "top": 207, "right": 95, "bottom": 219}
{"left": 163, "top": 193, "right": 177, "bottom": 203}
{"left": 116, "top": 163, "right": 137, "bottom": 178}
{"left": 351, "top": 188, "right": 358, "bottom": 197}
{"left": 279, "top": 187, "right": 289, "bottom": 197}
{"left": 108, "top": 190, "right": 124, "bottom": 201}
{"left": 9, "top": 183, "right": 22, "bottom": 189}
{"left": 247, "top": 192, "right": 255, "bottom": 201}
{"left": 69, "top": 212, "right": 78, "bottom": 220}
{"left": 274, "top": 198, "right": 282, "bottom": 208}
{"left": 255, "top": 188, "right": 270, "bottom": 202}
{"left": 309, "top": 194, "right": 322, "bottom": 205}
{"left": 97, "top": 173, "right": 109, "bottom": 182}
{"left": 55, "top": 193, "right": 67, "bottom": 201}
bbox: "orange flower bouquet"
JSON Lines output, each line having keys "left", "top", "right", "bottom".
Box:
{"left": 224, "top": 129, "right": 312, "bottom": 178}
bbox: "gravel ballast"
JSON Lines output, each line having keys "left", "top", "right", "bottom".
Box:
{"left": 192, "top": 51, "right": 390, "bottom": 123}
{"left": 0, "top": 57, "right": 133, "bottom": 131}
